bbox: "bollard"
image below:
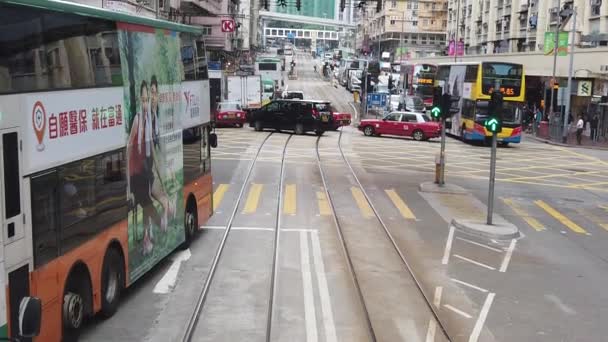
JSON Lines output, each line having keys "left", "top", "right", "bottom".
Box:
{"left": 434, "top": 153, "right": 445, "bottom": 184}
{"left": 353, "top": 90, "right": 360, "bottom": 103}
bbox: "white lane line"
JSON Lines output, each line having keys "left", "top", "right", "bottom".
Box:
{"left": 232, "top": 226, "right": 275, "bottom": 231}
{"left": 442, "top": 226, "right": 456, "bottom": 265}
{"left": 153, "top": 249, "right": 191, "bottom": 294}
{"left": 433, "top": 286, "right": 443, "bottom": 308}
{"left": 201, "top": 225, "right": 226, "bottom": 230}
{"left": 468, "top": 292, "right": 496, "bottom": 342}
{"left": 455, "top": 236, "right": 504, "bottom": 253}
{"left": 299, "top": 231, "right": 318, "bottom": 342}
{"left": 443, "top": 304, "right": 472, "bottom": 319}
{"left": 310, "top": 231, "right": 338, "bottom": 342}
{"left": 499, "top": 239, "right": 517, "bottom": 272}
{"left": 282, "top": 228, "right": 320, "bottom": 233}
{"left": 450, "top": 278, "right": 488, "bottom": 293}
{"left": 453, "top": 254, "right": 497, "bottom": 270}
{"left": 425, "top": 319, "right": 437, "bottom": 342}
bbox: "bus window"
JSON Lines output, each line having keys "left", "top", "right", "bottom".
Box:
{"left": 475, "top": 101, "right": 521, "bottom": 124}
{"left": 31, "top": 172, "right": 60, "bottom": 268}
{"left": 258, "top": 63, "right": 278, "bottom": 71}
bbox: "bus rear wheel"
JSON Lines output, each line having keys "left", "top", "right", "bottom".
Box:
{"left": 182, "top": 197, "right": 198, "bottom": 249}
{"left": 100, "top": 246, "right": 125, "bottom": 318}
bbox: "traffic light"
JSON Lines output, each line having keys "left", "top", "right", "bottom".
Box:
{"left": 431, "top": 86, "right": 443, "bottom": 119}
{"left": 340, "top": 0, "right": 346, "bottom": 11}
{"left": 376, "top": 0, "right": 382, "bottom": 13}
{"left": 484, "top": 91, "right": 504, "bottom": 133}
{"left": 296, "top": 0, "right": 302, "bottom": 11}
{"left": 441, "top": 93, "right": 452, "bottom": 118}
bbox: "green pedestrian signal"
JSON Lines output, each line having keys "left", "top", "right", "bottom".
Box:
{"left": 484, "top": 117, "right": 502, "bottom": 133}
{"left": 431, "top": 106, "right": 441, "bottom": 118}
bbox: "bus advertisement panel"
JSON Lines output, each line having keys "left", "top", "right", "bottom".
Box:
{"left": 117, "top": 23, "right": 186, "bottom": 282}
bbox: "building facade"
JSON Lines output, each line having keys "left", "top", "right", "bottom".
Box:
{"left": 447, "top": 0, "right": 608, "bottom": 55}
{"left": 273, "top": 0, "right": 337, "bottom": 20}
{"left": 356, "top": 0, "right": 449, "bottom": 59}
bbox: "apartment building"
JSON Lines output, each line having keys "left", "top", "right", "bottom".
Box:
{"left": 356, "top": 0, "right": 449, "bottom": 59}
{"left": 447, "top": 0, "right": 608, "bottom": 55}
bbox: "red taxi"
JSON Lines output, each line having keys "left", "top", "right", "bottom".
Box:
{"left": 358, "top": 111, "right": 441, "bottom": 141}
{"left": 332, "top": 112, "right": 352, "bottom": 130}
{"left": 215, "top": 102, "right": 247, "bottom": 127}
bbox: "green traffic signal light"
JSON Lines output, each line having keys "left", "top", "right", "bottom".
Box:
{"left": 484, "top": 117, "right": 502, "bottom": 133}
{"left": 431, "top": 106, "right": 441, "bottom": 118}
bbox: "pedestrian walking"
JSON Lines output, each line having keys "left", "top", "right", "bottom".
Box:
{"left": 591, "top": 113, "right": 599, "bottom": 142}
{"left": 534, "top": 107, "right": 542, "bottom": 134}
{"left": 576, "top": 115, "right": 584, "bottom": 145}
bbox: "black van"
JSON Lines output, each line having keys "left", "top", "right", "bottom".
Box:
{"left": 249, "top": 100, "right": 334, "bottom": 135}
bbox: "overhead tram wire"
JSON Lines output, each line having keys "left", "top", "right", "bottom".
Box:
{"left": 335, "top": 128, "right": 452, "bottom": 341}
{"left": 182, "top": 132, "right": 290, "bottom": 342}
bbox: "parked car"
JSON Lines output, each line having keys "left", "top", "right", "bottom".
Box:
{"left": 215, "top": 101, "right": 247, "bottom": 127}
{"left": 357, "top": 111, "right": 441, "bottom": 141}
{"left": 249, "top": 100, "right": 335, "bottom": 135}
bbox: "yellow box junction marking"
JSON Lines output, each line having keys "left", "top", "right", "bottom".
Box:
{"left": 534, "top": 200, "right": 588, "bottom": 234}
{"left": 501, "top": 198, "right": 545, "bottom": 232}
{"left": 243, "top": 183, "right": 263, "bottom": 214}
{"left": 213, "top": 184, "right": 229, "bottom": 211}
{"left": 283, "top": 184, "right": 297, "bottom": 215}
{"left": 317, "top": 192, "right": 332, "bottom": 216}
{"left": 351, "top": 187, "right": 374, "bottom": 218}
{"left": 385, "top": 189, "right": 416, "bottom": 220}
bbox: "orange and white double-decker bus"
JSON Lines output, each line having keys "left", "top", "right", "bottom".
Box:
{"left": 0, "top": 0, "right": 215, "bottom": 340}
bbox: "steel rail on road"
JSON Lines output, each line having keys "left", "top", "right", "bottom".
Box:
{"left": 334, "top": 128, "right": 452, "bottom": 341}
{"left": 314, "top": 136, "right": 377, "bottom": 342}
{"left": 182, "top": 132, "right": 292, "bottom": 342}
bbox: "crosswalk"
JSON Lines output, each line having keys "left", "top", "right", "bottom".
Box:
{"left": 212, "top": 183, "right": 608, "bottom": 237}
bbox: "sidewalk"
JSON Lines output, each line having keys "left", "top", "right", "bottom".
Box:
{"left": 525, "top": 132, "right": 608, "bottom": 150}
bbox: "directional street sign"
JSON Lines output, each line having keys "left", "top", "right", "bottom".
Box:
{"left": 366, "top": 93, "right": 387, "bottom": 108}
{"left": 221, "top": 19, "right": 235, "bottom": 32}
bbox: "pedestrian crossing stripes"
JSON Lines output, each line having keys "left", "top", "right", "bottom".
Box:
{"left": 211, "top": 183, "right": 608, "bottom": 237}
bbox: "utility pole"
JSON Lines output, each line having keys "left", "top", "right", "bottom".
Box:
{"left": 454, "top": 0, "right": 460, "bottom": 62}
{"left": 548, "top": 0, "right": 560, "bottom": 122}
{"left": 562, "top": 7, "right": 577, "bottom": 143}
{"left": 486, "top": 80, "right": 503, "bottom": 225}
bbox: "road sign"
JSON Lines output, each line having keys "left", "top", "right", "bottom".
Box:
{"left": 366, "top": 93, "right": 387, "bottom": 108}
{"left": 221, "top": 19, "right": 235, "bottom": 32}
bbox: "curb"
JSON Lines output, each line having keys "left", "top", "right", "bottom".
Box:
{"left": 418, "top": 181, "right": 469, "bottom": 195}
{"left": 525, "top": 134, "right": 608, "bottom": 151}
{"left": 451, "top": 218, "right": 520, "bottom": 240}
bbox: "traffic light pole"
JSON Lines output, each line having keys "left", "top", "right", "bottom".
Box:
{"left": 439, "top": 118, "right": 446, "bottom": 186}
{"left": 487, "top": 132, "right": 497, "bottom": 225}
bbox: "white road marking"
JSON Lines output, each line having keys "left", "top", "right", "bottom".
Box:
{"left": 499, "top": 239, "right": 517, "bottom": 272}
{"left": 395, "top": 319, "right": 420, "bottom": 341}
{"left": 299, "top": 231, "right": 318, "bottom": 342}
{"left": 450, "top": 278, "right": 488, "bottom": 293}
{"left": 310, "top": 231, "right": 338, "bottom": 342}
{"left": 425, "top": 319, "right": 437, "bottom": 342}
{"left": 468, "top": 292, "right": 496, "bottom": 342}
{"left": 453, "top": 254, "right": 497, "bottom": 270}
{"left": 455, "top": 236, "right": 504, "bottom": 253}
{"left": 443, "top": 304, "right": 472, "bottom": 319}
{"left": 433, "top": 286, "right": 443, "bottom": 308}
{"left": 282, "top": 228, "right": 320, "bottom": 233}
{"left": 442, "top": 226, "right": 455, "bottom": 264}
{"left": 153, "top": 249, "right": 191, "bottom": 294}
{"left": 201, "top": 225, "right": 226, "bottom": 230}
{"left": 231, "top": 226, "right": 275, "bottom": 231}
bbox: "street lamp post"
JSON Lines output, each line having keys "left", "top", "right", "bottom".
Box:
{"left": 548, "top": 0, "right": 560, "bottom": 124}
{"left": 454, "top": 0, "right": 460, "bottom": 62}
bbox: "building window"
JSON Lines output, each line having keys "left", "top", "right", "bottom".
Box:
{"left": 391, "top": 0, "right": 397, "bottom": 8}
{"left": 423, "top": 19, "right": 428, "bottom": 26}
{"left": 201, "top": 25, "right": 212, "bottom": 35}
{"left": 391, "top": 19, "right": 396, "bottom": 25}
{"left": 414, "top": 1, "right": 418, "bottom": 9}
{"left": 413, "top": 10, "right": 417, "bottom": 16}
{"left": 413, "top": 21, "right": 418, "bottom": 26}
{"left": 432, "top": 3, "right": 436, "bottom": 10}
{"left": 407, "top": 2, "right": 412, "bottom": 9}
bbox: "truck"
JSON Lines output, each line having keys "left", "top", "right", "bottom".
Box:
{"left": 225, "top": 75, "right": 262, "bottom": 112}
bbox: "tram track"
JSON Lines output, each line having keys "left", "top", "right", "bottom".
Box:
{"left": 315, "top": 129, "right": 452, "bottom": 342}
{"left": 182, "top": 131, "right": 293, "bottom": 342}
